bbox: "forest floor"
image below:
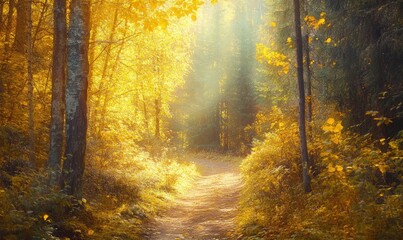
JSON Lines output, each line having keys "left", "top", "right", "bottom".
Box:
{"left": 144, "top": 156, "right": 243, "bottom": 240}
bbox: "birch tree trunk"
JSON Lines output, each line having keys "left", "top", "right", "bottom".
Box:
{"left": 293, "top": 0, "right": 312, "bottom": 193}
{"left": 48, "top": 0, "right": 66, "bottom": 186}
{"left": 62, "top": 0, "right": 90, "bottom": 197}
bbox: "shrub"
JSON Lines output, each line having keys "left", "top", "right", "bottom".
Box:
{"left": 237, "top": 109, "right": 402, "bottom": 239}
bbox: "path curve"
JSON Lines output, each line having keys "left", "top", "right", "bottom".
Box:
{"left": 146, "top": 158, "right": 242, "bottom": 240}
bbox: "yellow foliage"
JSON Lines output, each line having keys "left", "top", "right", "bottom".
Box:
{"left": 88, "top": 229, "right": 95, "bottom": 235}
{"left": 256, "top": 43, "right": 290, "bottom": 75}
{"left": 374, "top": 117, "right": 393, "bottom": 126}
{"left": 304, "top": 15, "right": 327, "bottom": 30}
{"left": 324, "top": 37, "right": 332, "bottom": 43}
{"left": 328, "top": 164, "right": 336, "bottom": 173}
{"left": 326, "top": 118, "right": 335, "bottom": 124}
{"left": 316, "top": 18, "right": 326, "bottom": 27}
{"left": 238, "top": 108, "right": 403, "bottom": 239}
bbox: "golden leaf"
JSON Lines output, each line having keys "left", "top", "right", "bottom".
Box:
{"left": 324, "top": 37, "right": 332, "bottom": 43}
{"left": 365, "top": 110, "right": 379, "bottom": 116}
{"left": 388, "top": 141, "right": 398, "bottom": 149}
{"left": 322, "top": 125, "right": 333, "bottom": 132}
{"left": 320, "top": 151, "right": 330, "bottom": 157}
{"left": 377, "top": 164, "right": 389, "bottom": 174}
{"left": 328, "top": 164, "right": 336, "bottom": 173}
{"left": 326, "top": 118, "right": 335, "bottom": 125}
{"left": 270, "top": 21, "right": 277, "bottom": 27}
{"left": 331, "top": 135, "right": 340, "bottom": 144}
{"left": 334, "top": 122, "right": 343, "bottom": 133}
{"left": 336, "top": 165, "right": 343, "bottom": 172}
{"left": 317, "top": 18, "right": 326, "bottom": 25}
{"left": 304, "top": 15, "right": 316, "bottom": 24}
{"left": 43, "top": 214, "right": 49, "bottom": 221}
{"left": 88, "top": 229, "right": 94, "bottom": 235}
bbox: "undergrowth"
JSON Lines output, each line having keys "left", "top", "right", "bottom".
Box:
{"left": 0, "top": 150, "right": 198, "bottom": 239}
{"left": 237, "top": 106, "right": 402, "bottom": 239}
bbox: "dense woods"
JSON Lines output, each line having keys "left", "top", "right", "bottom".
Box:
{"left": 0, "top": 0, "right": 402, "bottom": 239}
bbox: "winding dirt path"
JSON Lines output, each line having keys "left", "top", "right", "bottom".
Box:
{"left": 147, "top": 157, "right": 243, "bottom": 240}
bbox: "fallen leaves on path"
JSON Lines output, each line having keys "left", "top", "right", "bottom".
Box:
{"left": 146, "top": 158, "right": 243, "bottom": 240}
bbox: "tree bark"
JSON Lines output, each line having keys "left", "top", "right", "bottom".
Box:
{"left": 14, "top": 0, "right": 28, "bottom": 52}
{"left": 4, "top": 0, "right": 14, "bottom": 52}
{"left": 293, "top": 0, "right": 311, "bottom": 193}
{"left": 0, "top": 0, "right": 4, "bottom": 35}
{"left": 304, "top": 31, "right": 315, "bottom": 173}
{"left": 27, "top": 0, "right": 35, "bottom": 166}
{"left": 0, "top": 0, "right": 15, "bottom": 111}
{"left": 302, "top": 0, "right": 313, "bottom": 139}
{"left": 62, "top": 0, "right": 90, "bottom": 197}
{"left": 305, "top": 35, "right": 312, "bottom": 128}
{"left": 48, "top": 0, "right": 66, "bottom": 186}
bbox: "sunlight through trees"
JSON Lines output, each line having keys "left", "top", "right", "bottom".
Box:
{"left": 0, "top": 0, "right": 401, "bottom": 239}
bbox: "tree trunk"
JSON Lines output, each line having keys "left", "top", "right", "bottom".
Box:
{"left": 14, "top": 0, "right": 28, "bottom": 52}
{"left": 32, "top": 0, "right": 49, "bottom": 49}
{"left": 99, "top": 19, "right": 128, "bottom": 132}
{"left": 293, "top": 0, "right": 311, "bottom": 193}
{"left": 304, "top": 31, "right": 315, "bottom": 173}
{"left": 48, "top": 0, "right": 66, "bottom": 186}
{"left": 0, "top": 0, "right": 15, "bottom": 113}
{"left": 4, "top": 0, "right": 14, "bottom": 52}
{"left": 27, "top": 0, "right": 35, "bottom": 166}
{"left": 305, "top": 34, "right": 312, "bottom": 128}
{"left": 302, "top": 0, "right": 313, "bottom": 139}
{"left": 62, "top": 0, "right": 90, "bottom": 197}
{"left": 93, "top": 7, "right": 118, "bottom": 136}
{"left": 0, "top": 0, "right": 4, "bottom": 35}
{"left": 0, "top": 0, "right": 5, "bottom": 113}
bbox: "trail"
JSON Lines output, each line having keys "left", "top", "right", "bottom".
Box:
{"left": 146, "top": 157, "right": 243, "bottom": 240}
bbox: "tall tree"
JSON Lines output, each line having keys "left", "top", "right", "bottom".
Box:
{"left": 27, "top": 0, "right": 35, "bottom": 166}
{"left": 61, "top": 0, "right": 90, "bottom": 197}
{"left": 0, "top": 0, "right": 4, "bottom": 35}
{"left": 0, "top": 0, "right": 15, "bottom": 121}
{"left": 3, "top": 0, "right": 14, "bottom": 52}
{"left": 14, "top": 0, "right": 28, "bottom": 52}
{"left": 48, "top": 0, "right": 66, "bottom": 186}
{"left": 293, "top": 0, "right": 311, "bottom": 193}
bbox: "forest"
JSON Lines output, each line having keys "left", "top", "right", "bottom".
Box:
{"left": 0, "top": 0, "right": 402, "bottom": 239}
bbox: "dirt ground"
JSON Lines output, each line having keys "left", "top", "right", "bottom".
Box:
{"left": 145, "top": 157, "right": 243, "bottom": 240}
